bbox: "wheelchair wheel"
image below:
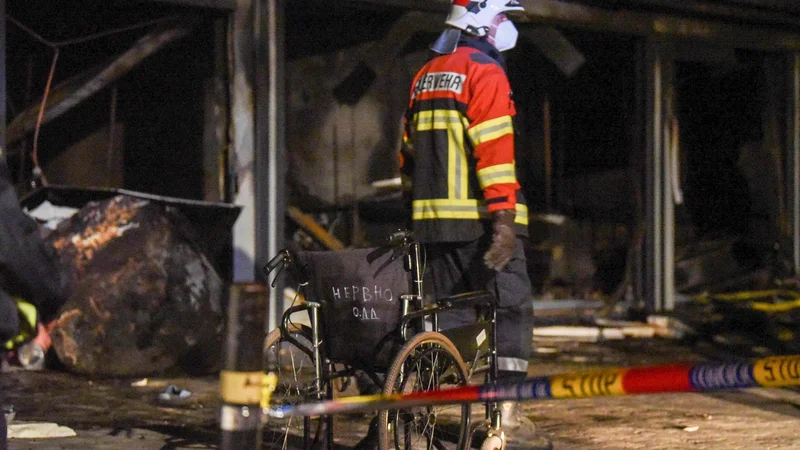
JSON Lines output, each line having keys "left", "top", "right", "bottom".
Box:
{"left": 263, "top": 326, "right": 331, "bottom": 450}
{"left": 378, "top": 332, "right": 471, "bottom": 450}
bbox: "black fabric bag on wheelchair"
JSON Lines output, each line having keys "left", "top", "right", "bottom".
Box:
{"left": 296, "top": 247, "right": 409, "bottom": 371}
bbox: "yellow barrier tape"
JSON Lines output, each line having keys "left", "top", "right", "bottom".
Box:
{"left": 550, "top": 369, "right": 627, "bottom": 399}
{"left": 753, "top": 356, "right": 800, "bottom": 388}
{"left": 750, "top": 298, "right": 800, "bottom": 313}
{"left": 698, "top": 289, "right": 800, "bottom": 302}
{"left": 220, "top": 370, "right": 265, "bottom": 405}
{"left": 706, "top": 290, "right": 781, "bottom": 301}
{"left": 260, "top": 372, "right": 278, "bottom": 409}
{"left": 338, "top": 394, "right": 386, "bottom": 404}
{"left": 777, "top": 329, "right": 795, "bottom": 342}
{"left": 695, "top": 290, "right": 800, "bottom": 313}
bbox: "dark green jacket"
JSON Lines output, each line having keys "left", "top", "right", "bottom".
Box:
{"left": 0, "top": 176, "right": 69, "bottom": 342}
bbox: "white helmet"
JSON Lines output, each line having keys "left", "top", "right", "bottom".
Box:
{"left": 431, "top": 0, "right": 525, "bottom": 54}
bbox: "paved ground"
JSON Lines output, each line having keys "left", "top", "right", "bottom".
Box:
{"left": 2, "top": 337, "right": 800, "bottom": 449}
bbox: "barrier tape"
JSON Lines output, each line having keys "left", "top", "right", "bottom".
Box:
{"left": 696, "top": 290, "right": 800, "bottom": 313}
{"left": 221, "top": 370, "right": 278, "bottom": 406}
{"left": 267, "top": 355, "right": 800, "bottom": 418}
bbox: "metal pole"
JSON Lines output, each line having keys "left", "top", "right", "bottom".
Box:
{"left": 266, "top": 0, "right": 281, "bottom": 331}
{"left": 254, "top": 0, "right": 286, "bottom": 333}
{"left": 662, "top": 119, "right": 675, "bottom": 311}
{"left": 220, "top": 282, "right": 269, "bottom": 450}
{"left": 644, "top": 38, "right": 664, "bottom": 312}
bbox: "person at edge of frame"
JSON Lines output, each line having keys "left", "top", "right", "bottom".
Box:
{"left": 0, "top": 149, "right": 71, "bottom": 450}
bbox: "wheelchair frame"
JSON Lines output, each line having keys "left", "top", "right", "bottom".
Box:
{"left": 262, "top": 230, "right": 507, "bottom": 450}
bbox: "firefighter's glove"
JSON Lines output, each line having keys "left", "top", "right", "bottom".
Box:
{"left": 484, "top": 209, "right": 517, "bottom": 271}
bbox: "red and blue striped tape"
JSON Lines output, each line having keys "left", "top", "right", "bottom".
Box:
{"left": 268, "top": 354, "right": 800, "bottom": 418}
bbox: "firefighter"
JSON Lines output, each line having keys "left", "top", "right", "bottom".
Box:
{"left": 0, "top": 152, "right": 70, "bottom": 449}
{"left": 0, "top": 161, "right": 68, "bottom": 341}
{"left": 401, "top": 0, "right": 536, "bottom": 433}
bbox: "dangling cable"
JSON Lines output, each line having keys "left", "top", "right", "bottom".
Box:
{"left": 31, "top": 48, "right": 59, "bottom": 187}
{"left": 8, "top": 14, "right": 181, "bottom": 188}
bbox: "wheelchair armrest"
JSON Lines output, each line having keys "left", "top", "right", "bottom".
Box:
{"left": 436, "top": 290, "right": 495, "bottom": 310}
{"left": 399, "top": 291, "right": 495, "bottom": 338}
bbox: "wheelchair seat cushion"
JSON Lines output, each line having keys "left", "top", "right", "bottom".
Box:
{"left": 297, "top": 247, "right": 408, "bottom": 370}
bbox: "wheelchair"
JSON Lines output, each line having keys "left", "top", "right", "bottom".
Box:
{"left": 262, "top": 230, "right": 509, "bottom": 450}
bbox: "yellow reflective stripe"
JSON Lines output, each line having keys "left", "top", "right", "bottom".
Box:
{"left": 477, "top": 163, "right": 517, "bottom": 189}
{"left": 412, "top": 110, "right": 470, "bottom": 200}
{"left": 413, "top": 110, "right": 462, "bottom": 131}
{"left": 4, "top": 298, "right": 38, "bottom": 350}
{"left": 413, "top": 200, "right": 529, "bottom": 225}
{"left": 413, "top": 199, "right": 486, "bottom": 220}
{"left": 447, "top": 121, "right": 468, "bottom": 200}
{"left": 16, "top": 299, "right": 38, "bottom": 330}
{"left": 468, "top": 115, "right": 513, "bottom": 147}
{"left": 515, "top": 203, "right": 529, "bottom": 226}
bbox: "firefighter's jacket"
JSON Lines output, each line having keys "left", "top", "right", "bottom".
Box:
{"left": 0, "top": 176, "right": 69, "bottom": 342}
{"left": 402, "top": 37, "right": 528, "bottom": 243}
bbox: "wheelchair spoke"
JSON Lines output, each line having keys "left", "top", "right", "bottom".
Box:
{"left": 263, "top": 327, "right": 328, "bottom": 450}
{"left": 381, "top": 332, "right": 471, "bottom": 450}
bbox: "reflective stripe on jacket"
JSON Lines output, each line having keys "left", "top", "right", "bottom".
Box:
{"left": 403, "top": 43, "right": 528, "bottom": 243}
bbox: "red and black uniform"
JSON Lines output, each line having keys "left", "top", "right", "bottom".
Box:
{"left": 402, "top": 36, "right": 533, "bottom": 374}
{"left": 402, "top": 37, "right": 528, "bottom": 242}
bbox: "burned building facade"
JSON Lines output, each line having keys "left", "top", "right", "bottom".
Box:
{"left": 3, "top": 0, "right": 800, "bottom": 330}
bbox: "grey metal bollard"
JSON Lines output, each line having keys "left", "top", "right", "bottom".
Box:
{"left": 220, "top": 282, "right": 269, "bottom": 450}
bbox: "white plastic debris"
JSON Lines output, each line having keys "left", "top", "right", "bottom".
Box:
{"left": 533, "top": 325, "right": 655, "bottom": 342}
{"left": 647, "top": 315, "right": 696, "bottom": 339}
{"left": 371, "top": 177, "right": 402, "bottom": 189}
{"left": 158, "top": 384, "right": 192, "bottom": 403}
{"left": 24, "top": 200, "right": 78, "bottom": 229}
{"left": 8, "top": 422, "right": 77, "bottom": 439}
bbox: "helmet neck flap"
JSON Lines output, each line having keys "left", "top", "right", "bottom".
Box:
{"left": 431, "top": 0, "right": 523, "bottom": 54}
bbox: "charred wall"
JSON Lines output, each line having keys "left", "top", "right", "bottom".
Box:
{"left": 5, "top": 2, "right": 223, "bottom": 200}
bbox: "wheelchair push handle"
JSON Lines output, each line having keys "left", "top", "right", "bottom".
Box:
{"left": 264, "top": 249, "right": 291, "bottom": 274}
{"left": 388, "top": 229, "right": 416, "bottom": 248}
{"left": 262, "top": 249, "right": 296, "bottom": 287}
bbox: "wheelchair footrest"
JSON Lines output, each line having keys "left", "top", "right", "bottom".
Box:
{"left": 437, "top": 290, "right": 495, "bottom": 310}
